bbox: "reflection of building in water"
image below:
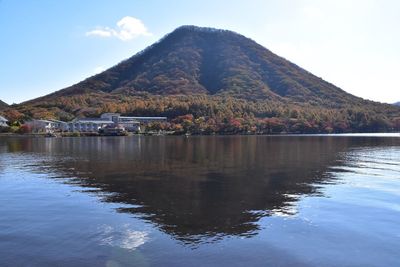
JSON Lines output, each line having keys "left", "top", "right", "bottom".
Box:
{"left": 24, "top": 113, "right": 167, "bottom": 133}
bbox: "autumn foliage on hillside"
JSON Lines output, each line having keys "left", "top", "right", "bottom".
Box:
{"left": 8, "top": 92, "right": 400, "bottom": 134}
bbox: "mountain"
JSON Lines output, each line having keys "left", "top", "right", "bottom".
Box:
{"left": 14, "top": 26, "right": 400, "bottom": 133}
{"left": 394, "top": 102, "right": 400, "bottom": 106}
{"left": 0, "top": 100, "right": 8, "bottom": 110}
{"left": 28, "top": 26, "right": 361, "bottom": 105}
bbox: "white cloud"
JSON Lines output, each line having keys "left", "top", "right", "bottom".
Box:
{"left": 116, "top": 16, "right": 152, "bottom": 40}
{"left": 86, "top": 29, "right": 113, "bottom": 38}
{"left": 85, "top": 16, "right": 151, "bottom": 41}
{"left": 93, "top": 66, "right": 105, "bottom": 74}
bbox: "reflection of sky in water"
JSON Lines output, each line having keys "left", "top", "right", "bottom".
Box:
{"left": 98, "top": 224, "right": 149, "bottom": 251}
{"left": 251, "top": 146, "right": 400, "bottom": 266}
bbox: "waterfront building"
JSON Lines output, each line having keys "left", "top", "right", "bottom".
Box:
{"left": 24, "top": 113, "right": 166, "bottom": 133}
{"left": 0, "top": 116, "right": 8, "bottom": 127}
{"left": 67, "top": 118, "right": 114, "bottom": 132}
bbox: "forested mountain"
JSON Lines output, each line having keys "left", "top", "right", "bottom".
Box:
{"left": 0, "top": 100, "right": 8, "bottom": 110}
{"left": 7, "top": 26, "right": 400, "bottom": 133}
{"left": 26, "top": 25, "right": 364, "bottom": 106}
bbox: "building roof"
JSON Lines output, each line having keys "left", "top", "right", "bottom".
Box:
{"left": 49, "top": 119, "right": 67, "bottom": 124}
{"left": 0, "top": 115, "right": 8, "bottom": 122}
{"left": 28, "top": 119, "right": 54, "bottom": 123}
{"left": 121, "top": 116, "right": 167, "bottom": 120}
{"left": 74, "top": 117, "right": 111, "bottom": 122}
{"left": 72, "top": 120, "right": 113, "bottom": 124}
{"left": 101, "top": 113, "right": 120, "bottom": 116}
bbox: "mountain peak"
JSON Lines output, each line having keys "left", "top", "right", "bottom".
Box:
{"left": 172, "top": 25, "right": 220, "bottom": 32}
{"left": 36, "top": 25, "right": 357, "bottom": 105}
{"left": 170, "top": 25, "right": 238, "bottom": 35}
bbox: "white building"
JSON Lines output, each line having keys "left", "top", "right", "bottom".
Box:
{"left": 24, "top": 113, "right": 166, "bottom": 133}
{"left": 99, "top": 113, "right": 167, "bottom": 132}
{"left": 100, "top": 113, "right": 166, "bottom": 122}
{"left": 67, "top": 118, "right": 113, "bottom": 132}
{"left": 65, "top": 113, "right": 153, "bottom": 133}
{"left": 49, "top": 119, "right": 68, "bottom": 131}
{"left": 0, "top": 116, "right": 8, "bottom": 127}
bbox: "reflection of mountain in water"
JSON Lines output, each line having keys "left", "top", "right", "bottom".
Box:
{"left": 1, "top": 136, "right": 398, "bottom": 244}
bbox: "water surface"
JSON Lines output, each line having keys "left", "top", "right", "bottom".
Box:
{"left": 0, "top": 136, "right": 399, "bottom": 266}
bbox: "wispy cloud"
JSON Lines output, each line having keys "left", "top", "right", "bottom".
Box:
{"left": 86, "top": 29, "right": 113, "bottom": 38}
{"left": 86, "top": 16, "right": 151, "bottom": 41}
{"left": 93, "top": 66, "right": 105, "bottom": 74}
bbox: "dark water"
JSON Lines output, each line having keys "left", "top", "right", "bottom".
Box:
{"left": 0, "top": 135, "right": 399, "bottom": 267}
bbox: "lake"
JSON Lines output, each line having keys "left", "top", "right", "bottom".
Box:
{"left": 0, "top": 135, "right": 399, "bottom": 267}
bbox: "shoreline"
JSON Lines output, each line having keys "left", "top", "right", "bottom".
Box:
{"left": 1, "top": 132, "right": 399, "bottom": 138}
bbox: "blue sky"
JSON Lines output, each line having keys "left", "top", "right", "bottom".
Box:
{"left": 1, "top": 0, "right": 399, "bottom": 104}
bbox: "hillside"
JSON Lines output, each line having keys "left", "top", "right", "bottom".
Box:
{"left": 0, "top": 100, "right": 8, "bottom": 110}
{"left": 11, "top": 26, "right": 400, "bottom": 133}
